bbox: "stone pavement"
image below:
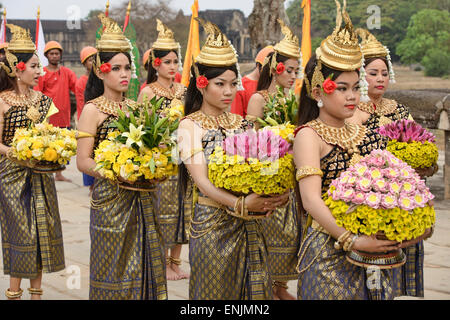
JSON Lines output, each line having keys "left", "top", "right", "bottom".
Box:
{"left": 0, "top": 151, "right": 449, "bottom": 300}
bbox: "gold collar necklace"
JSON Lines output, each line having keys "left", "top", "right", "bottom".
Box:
{"left": 187, "top": 110, "right": 243, "bottom": 131}
{"left": 307, "top": 118, "right": 367, "bottom": 155}
{"left": 88, "top": 95, "right": 137, "bottom": 117}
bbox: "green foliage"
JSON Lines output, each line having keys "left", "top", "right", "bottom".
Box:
{"left": 397, "top": 9, "right": 450, "bottom": 76}
{"left": 286, "top": 0, "right": 450, "bottom": 62}
{"left": 422, "top": 48, "right": 450, "bottom": 77}
{"left": 111, "top": 97, "right": 178, "bottom": 151}
{"left": 257, "top": 86, "right": 299, "bottom": 127}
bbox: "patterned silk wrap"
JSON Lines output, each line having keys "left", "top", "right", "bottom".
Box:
{"left": 88, "top": 110, "right": 167, "bottom": 300}
{"left": 0, "top": 94, "right": 65, "bottom": 278}
{"left": 186, "top": 112, "right": 273, "bottom": 300}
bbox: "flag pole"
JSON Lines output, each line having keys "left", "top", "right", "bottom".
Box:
{"left": 105, "top": 0, "right": 110, "bottom": 17}
{"left": 123, "top": 1, "right": 131, "bottom": 32}
{"left": 35, "top": 7, "right": 40, "bottom": 50}
{"left": 2, "top": 8, "right": 6, "bottom": 44}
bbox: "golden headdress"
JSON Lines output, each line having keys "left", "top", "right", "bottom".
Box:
{"left": 152, "top": 19, "right": 179, "bottom": 51}
{"left": 273, "top": 19, "right": 301, "bottom": 60}
{"left": 356, "top": 28, "right": 387, "bottom": 58}
{"left": 0, "top": 24, "right": 37, "bottom": 78}
{"left": 356, "top": 28, "right": 396, "bottom": 84}
{"left": 194, "top": 18, "right": 237, "bottom": 67}
{"left": 316, "top": 0, "right": 362, "bottom": 71}
{"left": 6, "top": 24, "right": 36, "bottom": 53}
{"left": 96, "top": 13, "right": 131, "bottom": 53}
{"left": 305, "top": 0, "right": 364, "bottom": 99}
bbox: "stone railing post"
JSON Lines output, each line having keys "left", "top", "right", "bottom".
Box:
{"left": 436, "top": 94, "right": 450, "bottom": 199}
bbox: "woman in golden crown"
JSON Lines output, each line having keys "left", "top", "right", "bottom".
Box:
{"left": 347, "top": 29, "right": 434, "bottom": 299}
{"left": 76, "top": 14, "right": 167, "bottom": 300}
{"left": 0, "top": 24, "right": 65, "bottom": 300}
{"left": 137, "top": 19, "right": 189, "bottom": 282}
{"left": 177, "top": 19, "right": 289, "bottom": 300}
{"left": 246, "top": 20, "right": 301, "bottom": 300}
{"left": 293, "top": 1, "right": 404, "bottom": 299}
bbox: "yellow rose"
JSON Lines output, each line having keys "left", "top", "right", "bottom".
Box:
{"left": 43, "top": 148, "right": 58, "bottom": 162}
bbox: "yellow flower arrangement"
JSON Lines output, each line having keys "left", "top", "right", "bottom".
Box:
{"left": 11, "top": 122, "right": 77, "bottom": 165}
{"left": 387, "top": 140, "right": 438, "bottom": 169}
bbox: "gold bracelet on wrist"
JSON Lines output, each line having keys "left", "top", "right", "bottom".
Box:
{"left": 296, "top": 166, "right": 323, "bottom": 182}
{"left": 334, "top": 230, "right": 352, "bottom": 250}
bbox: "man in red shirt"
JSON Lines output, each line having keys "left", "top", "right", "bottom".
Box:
{"left": 75, "top": 46, "right": 97, "bottom": 120}
{"left": 231, "top": 46, "right": 274, "bottom": 118}
{"left": 35, "top": 41, "right": 77, "bottom": 182}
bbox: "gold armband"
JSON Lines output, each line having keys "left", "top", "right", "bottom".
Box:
{"left": 245, "top": 115, "right": 258, "bottom": 122}
{"left": 180, "top": 148, "right": 203, "bottom": 162}
{"left": 75, "top": 131, "right": 94, "bottom": 139}
{"left": 296, "top": 166, "right": 323, "bottom": 181}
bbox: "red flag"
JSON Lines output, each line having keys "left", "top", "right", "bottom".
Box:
{"left": 123, "top": 1, "right": 131, "bottom": 32}
{"left": 35, "top": 7, "right": 40, "bottom": 49}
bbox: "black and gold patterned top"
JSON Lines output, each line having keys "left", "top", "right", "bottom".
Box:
{"left": 296, "top": 119, "right": 385, "bottom": 193}
{"left": 1, "top": 91, "right": 52, "bottom": 146}
{"left": 147, "top": 82, "right": 186, "bottom": 112}
{"left": 358, "top": 98, "right": 411, "bottom": 131}
{"left": 92, "top": 115, "right": 117, "bottom": 155}
{"left": 184, "top": 110, "right": 253, "bottom": 164}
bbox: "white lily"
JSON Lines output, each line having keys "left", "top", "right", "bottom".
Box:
{"left": 122, "top": 123, "right": 144, "bottom": 148}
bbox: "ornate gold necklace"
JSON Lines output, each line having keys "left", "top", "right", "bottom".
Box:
{"left": 88, "top": 95, "right": 137, "bottom": 117}
{"left": 0, "top": 90, "right": 43, "bottom": 122}
{"left": 0, "top": 90, "right": 42, "bottom": 107}
{"left": 307, "top": 118, "right": 367, "bottom": 156}
{"left": 358, "top": 98, "right": 397, "bottom": 126}
{"left": 149, "top": 81, "right": 185, "bottom": 100}
{"left": 187, "top": 110, "right": 243, "bottom": 131}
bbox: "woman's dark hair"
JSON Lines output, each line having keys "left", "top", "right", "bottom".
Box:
{"left": 297, "top": 53, "right": 359, "bottom": 126}
{"left": 256, "top": 51, "right": 290, "bottom": 91}
{"left": 84, "top": 51, "right": 132, "bottom": 102}
{"left": 364, "top": 56, "right": 389, "bottom": 71}
{"left": 178, "top": 62, "right": 238, "bottom": 197}
{"left": 146, "top": 49, "right": 178, "bottom": 85}
{"left": 0, "top": 52, "right": 34, "bottom": 93}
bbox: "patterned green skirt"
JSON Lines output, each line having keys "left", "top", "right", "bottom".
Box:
{"left": 0, "top": 156, "right": 65, "bottom": 279}
{"left": 89, "top": 178, "right": 167, "bottom": 300}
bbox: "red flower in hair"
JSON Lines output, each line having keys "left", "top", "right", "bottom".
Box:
{"left": 100, "top": 63, "right": 112, "bottom": 73}
{"left": 153, "top": 58, "right": 162, "bottom": 67}
{"left": 276, "top": 62, "right": 285, "bottom": 75}
{"left": 196, "top": 76, "right": 209, "bottom": 89}
{"left": 16, "top": 62, "right": 26, "bottom": 71}
{"left": 322, "top": 78, "right": 337, "bottom": 94}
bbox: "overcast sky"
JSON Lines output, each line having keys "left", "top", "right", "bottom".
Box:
{"left": 2, "top": 0, "right": 263, "bottom": 20}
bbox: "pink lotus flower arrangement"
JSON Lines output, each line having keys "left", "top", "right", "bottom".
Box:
{"left": 325, "top": 149, "right": 435, "bottom": 242}
{"left": 208, "top": 129, "right": 294, "bottom": 195}
{"left": 377, "top": 119, "right": 438, "bottom": 169}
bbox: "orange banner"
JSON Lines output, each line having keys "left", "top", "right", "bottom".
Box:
{"left": 295, "top": 0, "right": 312, "bottom": 95}
{"left": 181, "top": 0, "right": 200, "bottom": 88}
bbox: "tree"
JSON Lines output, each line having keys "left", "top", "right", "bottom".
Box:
{"left": 397, "top": 9, "right": 450, "bottom": 77}
{"left": 286, "top": 0, "right": 450, "bottom": 61}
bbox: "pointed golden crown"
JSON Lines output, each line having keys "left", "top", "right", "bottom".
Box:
{"left": 356, "top": 28, "right": 388, "bottom": 59}
{"left": 96, "top": 13, "right": 131, "bottom": 52}
{"left": 194, "top": 18, "right": 237, "bottom": 67}
{"left": 152, "top": 19, "right": 179, "bottom": 51}
{"left": 6, "top": 24, "right": 36, "bottom": 53}
{"left": 273, "top": 19, "right": 300, "bottom": 60}
{"left": 316, "top": 0, "right": 362, "bottom": 71}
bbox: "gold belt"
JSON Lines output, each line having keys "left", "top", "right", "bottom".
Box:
{"left": 197, "top": 196, "right": 266, "bottom": 221}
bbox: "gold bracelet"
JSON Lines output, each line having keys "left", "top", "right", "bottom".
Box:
{"left": 334, "top": 230, "right": 352, "bottom": 250}
{"left": 296, "top": 166, "right": 324, "bottom": 182}
{"left": 5, "top": 288, "right": 23, "bottom": 299}
{"left": 28, "top": 287, "right": 44, "bottom": 295}
{"left": 343, "top": 234, "right": 358, "bottom": 252}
